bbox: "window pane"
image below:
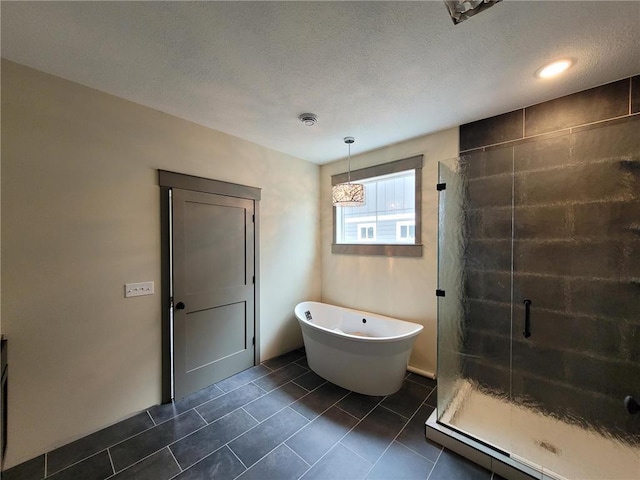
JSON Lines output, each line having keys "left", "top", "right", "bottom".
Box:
{"left": 336, "top": 170, "right": 415, "bottom": 244}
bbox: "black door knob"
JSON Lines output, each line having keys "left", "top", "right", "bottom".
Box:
{"left": 624, "top": 396, "right": 639, "bottom": 415}
{"left": 175, "top": 302, "right": 185, "bottom": 310}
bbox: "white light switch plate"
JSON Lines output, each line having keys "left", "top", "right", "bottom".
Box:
{"left": 125, "top": 281, "right": 154, "bottom": 298}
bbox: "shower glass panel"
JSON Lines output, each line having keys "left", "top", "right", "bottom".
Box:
{"left": 437, "top": 132, "right": 640, "bottom": 479}
{"left": 437, "top": 150, "right": 515, "bottom": 452}
{"left": 436, "top": 157, "right": 468, "bottom": 418}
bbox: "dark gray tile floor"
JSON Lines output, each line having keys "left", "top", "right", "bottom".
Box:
{"left": 4, "top": 349, "right": 503, "bottom": 480}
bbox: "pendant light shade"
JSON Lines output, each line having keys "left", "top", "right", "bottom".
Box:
{"left": 332, "top": 182, "right": 365, "bottom": 206}
{"left": 332, "top": 137, "right": 365, "bottom": 207}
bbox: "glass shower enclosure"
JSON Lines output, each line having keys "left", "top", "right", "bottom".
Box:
{"left": 436, "top": 136, "right": 640, "bottom": 479}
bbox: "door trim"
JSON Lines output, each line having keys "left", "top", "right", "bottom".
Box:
{"left": 159, "top": 170, "right": 261, "bottom": 200}
{"left": 158, "top": 170, "right": 261, "bottom": 403}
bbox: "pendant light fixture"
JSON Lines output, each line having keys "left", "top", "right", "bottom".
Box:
{"left": 332, "top": 137, "right": 365, "bottom": 207}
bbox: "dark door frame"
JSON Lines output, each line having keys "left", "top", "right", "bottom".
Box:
{"left": 158, "top": 170, "right": 261, "bottom": 403}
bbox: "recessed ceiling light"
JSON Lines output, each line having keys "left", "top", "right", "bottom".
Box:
{"left": 536, "top": 59, "right": 573, "bottom": 79}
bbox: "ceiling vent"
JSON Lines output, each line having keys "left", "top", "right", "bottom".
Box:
{"left": 444, "top": 0, "right": 502, "bottom": 25}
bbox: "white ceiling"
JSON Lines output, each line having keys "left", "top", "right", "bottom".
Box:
{"left": 2, "top": 1, "right": 639, "bottom": 164}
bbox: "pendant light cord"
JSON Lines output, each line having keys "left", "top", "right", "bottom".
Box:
{"left": 347, "top": 142, "right": 352, "bottom": 184}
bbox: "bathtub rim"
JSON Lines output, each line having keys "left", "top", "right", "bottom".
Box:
{"left": 294, "top": 300, "right": 423, "bottom": 343}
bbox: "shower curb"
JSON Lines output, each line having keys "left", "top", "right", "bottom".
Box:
{"left": 425, "top": 410, "right": 554, "bottom": 480}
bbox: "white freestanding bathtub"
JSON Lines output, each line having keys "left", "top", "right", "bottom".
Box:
{"left": 294, "top": 301, "right": 424, "bottom": 396}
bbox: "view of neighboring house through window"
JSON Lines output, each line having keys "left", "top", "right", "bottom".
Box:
{"left": 396, "top": 221, "right": 415, "bottom": 242}
{"left": 331, "top": 154, "right": 423, "bottom": 257}
{"left": 336, "top": 170, "right": 415, "bottom": 244}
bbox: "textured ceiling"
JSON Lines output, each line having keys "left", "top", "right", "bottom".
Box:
{"left": 2, "top": 1, "right": 639, "bottom": 164}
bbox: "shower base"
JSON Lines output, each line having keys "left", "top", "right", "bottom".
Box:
{"left": 426, "top": 381, "right": 638, "bottom": 480}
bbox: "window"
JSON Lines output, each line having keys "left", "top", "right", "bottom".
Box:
{"left": 357, "top": 223, "right": 377, "bottom": 241}
{"left": 332, "top": 155, "right": 423, "bottom": 257}
{"left": 396, "top": 221, "right": 415, "bottom": 242}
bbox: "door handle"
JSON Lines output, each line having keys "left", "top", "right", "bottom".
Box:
{"left": 624, "top": 396, "right": 639, "bottom": 415}
{"left": 175, "top": 302, "right": 185, "bottom": 310}
{"left": 523, "top": 299, "right": 532, "bottom": 338}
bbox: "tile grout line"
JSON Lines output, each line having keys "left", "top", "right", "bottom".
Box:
{"left": 226, "top": 405, "right": 322, "bottom": 476}
{"left": 241, "top": 375, "right": 337, "bottom": 426}
{"left": 240, "top": 406, "right": 261, "bottom": 424}
{"left": 365, "top": 396, "right": 435, "bottom": 476}
{"left": 339, "top": 440, "right": 375, "bottom": 466}
{"left": 146, "top": 410, "right": 157, "bottom": 427}
{"left": 252, "top": 381, "right": 269, "bottom": 394}
{"left": 426, "top": 446, "right": 445, "bottom": 480}
{"left": 282, "top": 443, "right": 311, "bottom": 468}
{"left": 110, "top": 448, "right": 160, "bottom": 477}
{"left": 107, "top": 409, "right": 202, "bottom": 453}
{"left": 162, "top": 407, "right": 255, "bottom": 467}
{"left": 395, "top": 438, "right": 438, "bottom": 464}
{"left": 394, "top": 402, "right": 439, "bottom": 463}
{"left": 243, "top": 378, "right": 309, "bottom": 414}
{"left": 404, "top": 377, "right": 436, "bottom": 389}
{"left": 292, "top": 388, "right": 352, "bottom": 423}
{"left": 332, "top": 404, "right": 363, "bottom": 422}
{"left": 254, "top": 367, "right": 312, "bottom": 395}
{"left": 294, "top": 394, "right": 387, "bottom": 479}
{"left": 106, "top": 448, "right": 116, "bottom": 476}
{"left": 44, "top": 453, "right": 48, "bottom": 478}
{"left": 153, "top": 412, "right": 256, "bottom": 479}
{"left": 463, "top": 111, "right": 640, "bottom": 154}
{"left": 282, "top": 388, "right": 378, "bottom": 478}
{"left": 112, "top": 409, "right": 224, "bottom": 474}
{"left": 53, "top": 408, "right": 170, "bottom": 470}
{"left": 171, "top": 409, "right": 264, "bottom": 473}
{"left": 193, "top": 408, "right": 208, "bottom": 425}
{"left": 329, "top": 381, "right": 434, "bottom": 477}
{"left": 196, "top": 385, "right": 269, "bottom": 424}
{"left": 166, "top": 382, "right": 320, "bottom": 480}
{"left": 227, "top": 445, "right": 249, "bottom": 471}
{"left": 216, "top": 365, "right": 275, "bottom": 393}
{"left": 361, "top": 418, "right": 409, "bottom": 476}
{"left": 108, "top": 446, "right": 176, "bottom": 478}
{"left": 378, "top": 403, "right": 410, "bottom": 421}
{"left": 166, "top": 446, "right": 183, "bottom": 472}
{"left": 166, "top": 446, "right": 230, "bottom": 480}
{"left": 45, "top": 448, "right": 111, "bottom": 478}
{"left": 180, "top": 384, "right": 260, "bottom": 417}
{"left": 292, "top": 377, "right": 328, "bottom": 393}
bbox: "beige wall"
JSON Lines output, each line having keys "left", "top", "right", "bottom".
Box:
{"left": 1, "top": 60, "right": 320, "bottom": 468}
{"left": 320, "top": 128, "right": 458, "bottom": 377}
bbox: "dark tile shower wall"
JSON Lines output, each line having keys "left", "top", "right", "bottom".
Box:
{"left": 458, "top": 76, "right": 640, "bottom": 441}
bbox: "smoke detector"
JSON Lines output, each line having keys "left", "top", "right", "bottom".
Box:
{"left": 299, "top": 113, "right": 318, "bottom": 126}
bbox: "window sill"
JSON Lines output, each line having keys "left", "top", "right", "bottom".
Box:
{"left": 331, "top": 243, "right": 423, "bottom": 257}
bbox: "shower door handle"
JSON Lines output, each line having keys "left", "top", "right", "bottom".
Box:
{"left": 523, "top": 299, "right": 532, "bottom": 338}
